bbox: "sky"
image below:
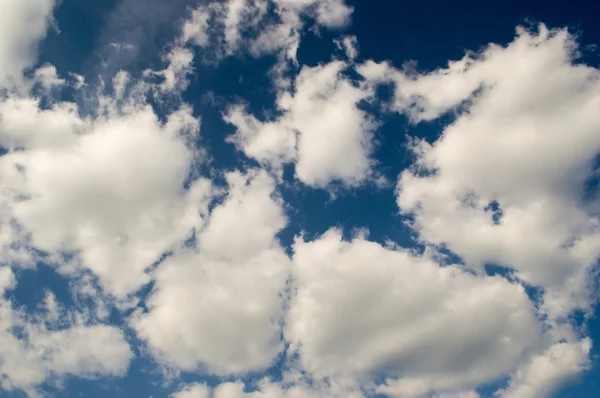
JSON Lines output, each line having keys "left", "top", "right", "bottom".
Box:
{"left": 0, "top": 0, "right": 599, "bottom": 397}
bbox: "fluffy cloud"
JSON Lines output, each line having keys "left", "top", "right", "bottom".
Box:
{"left": 287, "top": 229, "right": 542, "bottom": 395}
{"left": 360, "top": 25, "right": 600, "bottom": 322}
{"left": 1, "top": 1, "right": 599, "bottom": 397}
{"left": 133, "top": 170, "right": 290, "bottom": 375}
{"left": 172, "top": 383, "right": 211, "bottom": 398}
{"left": 173, "top": 377, "right": 366, "bottom": 398}
{"left": 500, "top": 339, "right": 591, "bottom": 398}
{"left": 0, "top": 92, "right": 213, "bottom": 298}
{"left": 0, "top": 0, "right": 56, "bottom": 85}
{"left": 0, "top": 291, "right": 132, "bottom": 395}
{"left": 181, "top": 0, "right": 353, "bottom": 62}
{"left": 227, "top": 60, "right": 377, "bottom": 187}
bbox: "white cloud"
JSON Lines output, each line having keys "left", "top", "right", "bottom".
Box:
{"left": 33, "top": 64, "right": 65, "bottom": 90}
{"left": 0, "top": 267, "right": 15, "bottom": 294}
{"left": 435, "top": 392, "right": 480, "bottom": 398}
{"left": 154, "top": 47, "right": 195, "bottom": 93}
{"left": 133, "top": 170, "right": 290, "bottom": 375}
{"left": 224, "top": 105, "right": 297, "bottom": 173}
{"left": 0, "top": 294, "right": 132, "bottom": 395}
{"left": 173, "top": 377, "right": 366, "bottom": 398}
{"left": 1, "top": 2, "right": 598, "bottom": 396}
{"left": 287, "top": 229, "right": 542, "bottom": 396}
{"left": 172, "top": 383, "right": 211, "bottom": 398}
{"left": 335, "top": 35, "right": 359, "bottom": 61}
{"left": 0, "top": 0, "right": 56, "bottom": 86}
{"left": 500, "top": 339, "right": 591, "bottom": 398}
{"left": 227, "top": 60, "right": 377, "bottom": 187}
{"left": 181, "top": 0, "right": 353, "bottom": 63}
{"left": 0, "top": 82, "right": 213, "bottom": 299}
{"left": 360, "top": 25, "right": 600, "bottom": 321}
{"left": 315, "top": 0, "right": 353, "bottom": 28}
{"left": 182, "top": 7, "right": 211, "bottom": 48}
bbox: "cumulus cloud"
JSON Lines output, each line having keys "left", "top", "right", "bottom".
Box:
{"left": 0, "top": 289, "right": 132, "bottom": 395}
{"left": 500, "top": 340, "right": 591, "bottom": 398}
{"left": 0, "top": 92, "right": 213, "bottom": 298}
{"left": 360, "top": 25, "right": 600, "bottom": 322}
{"left": 133, "top": 170, "right": 290, "bottom": 375}
{"left": 226, "top": 60, "right": 377, "bottom": 187}
{"left": 287, "top": 229, "right": 542, "bottom": 395}
{"left": 180, "top": 0, "right": 353, "bottom": 62}
{"left": 0, "top": 0, "right": 56, "bottom": 86}
{"left": 173, "top": 377, "right": 366, "bottom": 398}
{"left": 1, "top": 1, "right": 599, "bottom": 397}
{"left": 172, "top": 383, "right": 211, "bottom": 398}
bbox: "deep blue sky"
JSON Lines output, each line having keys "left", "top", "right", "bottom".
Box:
{"left": 7, "top": 0, "right": 599, "bottom": 397}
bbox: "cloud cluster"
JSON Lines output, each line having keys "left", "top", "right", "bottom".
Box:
{"left": 133, "top": 170, "right": 290, "bottom": 375}
{"left": 0, "top": 1, "right": 599, "bottom": 397}
{"left": 0, "top": 0, "right": 56, "bottom": 86}
{"left": 180, "top": 0, "right": 353, "bottom": 62}
{"left": 361, "top": 25, "right": 600, "bottom": 320}
{"left": 226, "top": 60, "right": 377, "bottom": 187}
{"left": 0, "top": 271, "right": 131, "bottom": 395}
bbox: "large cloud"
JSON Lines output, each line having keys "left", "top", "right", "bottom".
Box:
{"left": 0, "top": 78, "right": 213, "bottom": 298}
{"left": 360, "top": 25, "right": 600, "bottom": 320}
{"left": 1, "top": 1, "right": 599, "bottom": 397}
{"left": 133, "top": 170, "right": 290, "bottom": 375}
{"left": 287, "top": 229, "right": 542, "bottom": 396}
{"left": 500, "top": 340, "right": 591, "bottom": 398}
{"left": 172, "top": 377, "right": 366, "bottom": 398}
{"left": 356, "top": 23, "right": 600, "bottom": 396}
{"left": 0, "top": 0, "right": 56, "bottom": 86}
{"left": 226, "top": 60, "right": 377, "bottom": 187}
{"left": 0, "top": 277, "right": 132, "bottom": 395}
{"left": 181, "top": 0, "right": 353, "bottom": 62}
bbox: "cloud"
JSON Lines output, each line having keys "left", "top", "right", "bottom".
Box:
{"left": 0, "top": 289, "right": 132, "bottom": 395}
{"left": 359, "top": 25, "right": 600, "bottom": 322}
{"left": 33, "top": 64, "right": 66, "bottom": 90}
{"left": 133, "top": 170, "right": 290, "bottom": 375}
{"left": 500, "top": 339, "right": 591, "bottom": 398}
{"left": 1, "top": 1, "right": 599, "bottom": 397}
{"left": 88, "top": 0, "right": 196, "bottom": 80}
{"left": 172, "top": 383, "right": 211, "bottom": 398}
{"left": 181, "top": 0, "right": 353, "bottom": 63}
{"left": 182, "top": 7, "right": 212, "bottom": 48}
{"left": 226, "top": 60, "right": 377, "bottom": 187}
{"left": 335, "top": 35, "right": 359, "bottom": 61}
{"left": 0, "top": 0, "right": 56, "bottom": 86}
{"left": 0, "top": 89, "right": 213, "bottom": 298}
{"left": 287, "top": 229, "right": 542, "bottom": 395}
{"left": 314, "top": 0, "right": 353, "bottom": 28}
{"left": 173, "top": 376, "right": 366, "bottom": 398}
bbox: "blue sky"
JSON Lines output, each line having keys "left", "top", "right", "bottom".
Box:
{"left": 1, "top": 0, "right": 599, "bottom": 397}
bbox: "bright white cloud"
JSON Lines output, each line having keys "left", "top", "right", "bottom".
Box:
{"left": 173, "top": 377, "right": 366, "bottom": 398}
{"left": 314, "top": 0, "right": 353, "bottom": 28}
{"left": 172, "top": 383, "right": 211, "bottom": 398}
{"left": 182, "top": 7, "right": 211, "bottom": 48}
{"left": 133, "top": 170, "right": 290, "bottom": 375}
{"left": 336, "top": 35, "right": 359, "bottom": 60}
{"left": 181, "top": 0, "right": 353, "bottom": 63}
{"left": 0, "top": 93, "right": 213, "bottom": 298}
{"left": 287, "top": 229, "right": 542, "bottom": 395}
{"left": 501, "top": 339, "right": 591, "bottom": 398}
{"left": 33, "top": 64, "right": 66, "bottom": 90}
{"left": 227, "top": 60, "right": 377, "bottom": 187}
{"left": 0, "top": 0, "right": 598, "bottom": 396}
{"left": 0, "top": 292, "right": 132, "bottom": 395}
{"left": 0, "top": 0, "right": 56, "bottom": 85}
{"left": 359, "top": 25, "right": 600, "bottom": 322}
